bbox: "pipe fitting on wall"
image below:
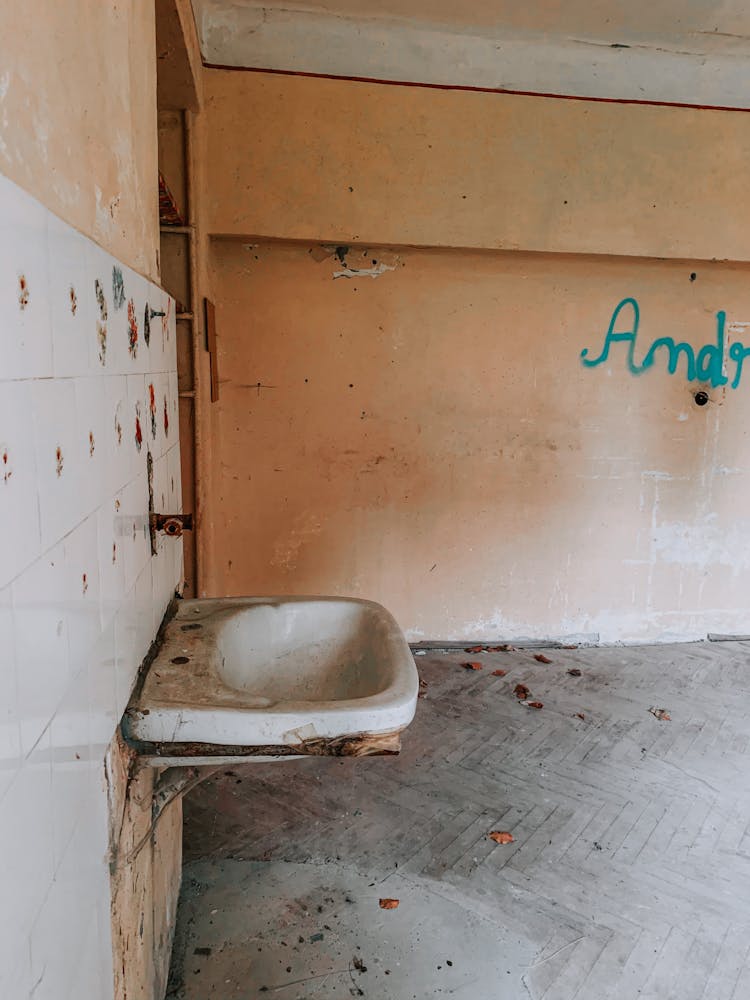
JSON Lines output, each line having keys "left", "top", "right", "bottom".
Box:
{"left": 150, "top": 513, "right": 194, "bottom": 538}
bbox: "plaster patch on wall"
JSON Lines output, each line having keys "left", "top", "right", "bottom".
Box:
{"left": 271, "top": 512, "right": 323, "bottom": 571}
{"left": 334, "top": 261, "right": 398, "bottom": 279}
{"left": 653, "top": 514, "right": 750, "bottom": 572}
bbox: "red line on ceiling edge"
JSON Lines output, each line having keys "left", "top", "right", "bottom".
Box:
{"left": 203, "top": 61, "right": 750, "bottom": 114}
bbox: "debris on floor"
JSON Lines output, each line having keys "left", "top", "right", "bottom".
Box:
{"left": 575, "top": 712, "right": 585, "bottom": 720}
{"left": 567, "top": 667, "right": 582, "bottom": 677}
{"left": 534, "top": 653, "right": 553, "bottom": 664}
{"left": 514, "top": 683, "right": 530, "bottom": 699}
{"left": 461, "top": 661, "right": 483, "bottom": 670}
{"left": 465, "top": 644, "right": 516, "bottom": 653}
{"left": 379, "top": 898, "right": 400, "bottom": 910}
{"left": 488, "top": 831, "right": 514, "bottom": 845}
{"left": 491, "top": 668, "right": 507, "bottom": 677}
{"left": 522, "top": 700, "right": 544, "bottom": 710}
{"left": 648, "top": 706, "right": 672, "bottom": 721}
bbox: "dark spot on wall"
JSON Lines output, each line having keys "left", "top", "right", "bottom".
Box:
{"left": 18, "top": 275, "right": 29, "bottom": 310}
{"left": 694, "top": 390, "right": 709, "bottom": 406}
{"left": 164, "top": 396, "right": 169, "bottom": 436}
{"left": 82, "top": 573, "right": 88, "bottom": 595}
{"left": 69, "top": 286, "right": 77, "bottom": 315}
{"left": 335, "top": 246, "right": 349, "bottom": 263}
{"left": 55, "top": 446, "right": 63, "bottom": 477}
{"left": 89, "top": 431, "right": 95, "bottom": 457}
{"left": 690, "top": 272, "right": 697, "bottom": 281}
{"left": 171, "top": 656, "right": 190, "bottom": 664}
{"left": 143, "top": 303, "right": 151, "bottom": 346}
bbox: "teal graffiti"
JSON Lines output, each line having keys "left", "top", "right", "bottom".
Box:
{"left": 581, "top": 298, "right": 732, "bottom": 389}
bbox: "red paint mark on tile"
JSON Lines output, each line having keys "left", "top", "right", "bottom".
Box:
{"left": 127, "top": 298, "right": 138, "bottom": 359}
{"left": 69, "top": 286, "right": 77, "bottom": 315}
{"left": 88, "top": 431, "right": 95, "bottom": 457}
{"left": 135, "top": 414, "right": 143, "bottom": 452}
{"left": 148, "top": 383, "right": 157, "bottom": 439}
{"left": 18, "top": 275, "right": 29, "bottom": 310}
{"left": 163, "top": 395, "right": 169, "bottom": 436}
{"left": 55, "top": 446, "right": 63, "bottom": 477}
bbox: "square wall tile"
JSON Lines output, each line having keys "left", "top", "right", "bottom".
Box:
{"left": 0, "top": 731, "right": 54, "bottom": 946}
{"left": 0, "top": 379, "right": 41, "bottom": 588}
{"left": 48, "top": 214, "right": 94, "bottom": 378}
{"left": 0, "top": 585, "right": 20, "bottom": 806}
{"left": 62, "top": 514, "right": 102, "bottom": 679}
{"left": 74, "top": 376, "right": 110, "bottom": 517}
{"left": 0, "top": 173, "right": 52, "bottom": 379}
{"left": 12, "top": 540, "right": 70, "bottom": 756}
{"left": 31, "top": 378, "right": 82, "bottom": 550}
{"left": 50, "top": 663, "right": 91, "bottom": 873}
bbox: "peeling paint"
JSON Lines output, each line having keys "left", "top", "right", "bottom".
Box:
{"left": 334, "top": 261, "right": 398, "bottom": 279}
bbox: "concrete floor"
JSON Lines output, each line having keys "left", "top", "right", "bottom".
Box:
{"left": 167, "top": 641, "right": 750, "bottom": 999}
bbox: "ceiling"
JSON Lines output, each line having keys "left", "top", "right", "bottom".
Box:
{"left": 192, "top": 0, "right": 750, "bottom": 107}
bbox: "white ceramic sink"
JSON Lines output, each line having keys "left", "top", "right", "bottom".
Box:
{"left": 123, "top": 597, "right": 419, "bottom": 764}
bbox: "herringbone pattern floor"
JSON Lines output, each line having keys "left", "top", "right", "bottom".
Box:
{"left": 168, "top": 641, "right": 750, "bottom": 999}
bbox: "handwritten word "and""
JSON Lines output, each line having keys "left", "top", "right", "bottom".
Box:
{"left": 580, "top": 298, "right": 746, "bottom": 389}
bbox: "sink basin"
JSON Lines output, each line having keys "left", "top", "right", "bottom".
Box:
{"left": 123, "top": 597, "right": 419, "bottom": 764}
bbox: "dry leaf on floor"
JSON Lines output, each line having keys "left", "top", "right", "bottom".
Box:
{"left": 534, "top": 653, "right": 553, "bottom": 664}
{"left": 575, "top": 712, "right": 585, "bottom": 720}
{"left": 465, "top": 645, "right": 486, "bottom": 653}
{"left": 418, "top": 679, "right": 428, "bottom": 699}
{"left": 567, "top": 668, "right": 582, "bottom": 677}
{"left": 488, "top": 831, "right": 514, "bottom": 845}
{"left": 491, "top": 669, "right": 508, "bottom": 677}
{"left": 461, "top": 661, "right": 483, "bottom": 670}
{"left": 514, "top": 683, "right": 530, "bottom": 699}
{"left": 648, "top": 707, "right": 671, "bottom": 721}
{"left": 489, "top": 644, "right": 516, "bottom": 652}
{"left": 524, "top": 701, "right": 544, "bottom": 710}
{"left": 379, "top": 898, "right": 400, "bottom": 910}
{"left": 562, "top": 644, "right": 578, "bottom": 650}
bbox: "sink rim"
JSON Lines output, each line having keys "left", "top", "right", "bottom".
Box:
{"left": 123, "top": 595, "right": 419, "bottom": 758}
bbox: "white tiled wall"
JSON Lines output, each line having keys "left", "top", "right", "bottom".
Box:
{"left": 0, "top": 172, "right": 182, "bottom": 1000}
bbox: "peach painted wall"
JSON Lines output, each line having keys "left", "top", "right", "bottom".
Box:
{"left": 0, "top": 1, "right": 160, "bottom": 280}
{"left": 203, "top": 70, "right": 750, "bottom": 262}
{"left": 201, "top": 70, "right": 750, "bottom": 642}
{"left": 207, "top": 240, "right": 750, "bottom": 643}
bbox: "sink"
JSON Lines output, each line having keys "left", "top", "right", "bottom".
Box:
{"left": 123, "top": 597, "right": 419, "bottom": 765}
